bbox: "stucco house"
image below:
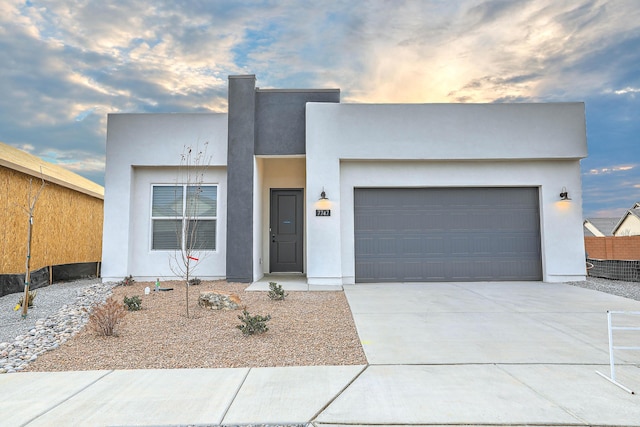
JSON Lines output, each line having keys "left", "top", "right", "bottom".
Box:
{"left": 102, "top": 75, "right": 587, "bottom": 285}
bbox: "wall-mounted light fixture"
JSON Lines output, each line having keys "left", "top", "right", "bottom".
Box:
{"left": 316, "top": 187, "right": 331, "bottom": 215}
{"left": 559, "top": 187, "right": 571, "bottom": 201}
{"left": 319, "top": 188, "right": 328, "bottom": 200}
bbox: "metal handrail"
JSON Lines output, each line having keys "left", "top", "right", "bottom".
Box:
{"left": 596, "top": 310, "right": 640, "bottom": 394}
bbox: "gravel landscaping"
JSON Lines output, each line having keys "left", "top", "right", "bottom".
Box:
{"left": 1, "top": 276, "right": 639, "bottom": 373}
{"left": 567, "top": 276, "right": 640, "bottom": 301}
{"left": 16, "top": 280, "right": 367, "bottom": 371}
{"left": 0, "top": 278, "right": 104, "bottom": 344}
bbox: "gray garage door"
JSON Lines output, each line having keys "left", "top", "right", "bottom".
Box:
{"left": 354, "top": 187, "right": 542, "bottom": 282}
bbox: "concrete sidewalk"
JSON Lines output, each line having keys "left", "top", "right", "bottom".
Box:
{"left": 2, "top": 282, "right": 640, "bottom": 426}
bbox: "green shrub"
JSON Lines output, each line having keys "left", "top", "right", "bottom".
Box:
{"left": 267, "top": 281, "right": 288, "bottom": 301}
{"left": 188, "top": 277, "right": 201, "bottom": 286}
{"left": 236, "top": 309, "right": 271, "bottom": 336}
{"left": 123, "top": 295, "right": 142, "bottom": 311}
{"left": 88, "top": 297, "right": 127, "bottom": 336}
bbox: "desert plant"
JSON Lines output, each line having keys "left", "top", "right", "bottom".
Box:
{"left": 16, "top": 290, "right": 37, "bottom": 309}
{"left": 267, "top": 281, "right": 288, "bottom": 301}
{"left": 236, "top": 309, "right": 271, "bottom": 336}
{"left": 88, "top": 297, "right": 127, "bottom": 336}
{"left": 120, "top": 275, "right": 135, "bottom": 286}
{"left": 123, "top": 295, "right": 142, "bottom": 311}
{"left": 188, "top": 277, "right": 202, "bottom": 286}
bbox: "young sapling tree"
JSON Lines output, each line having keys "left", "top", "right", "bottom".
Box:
{"left": 169, "top": 142, "right": 213, "bottom": 318}
{"left": 18, "top": 172, "right": 46, "bottom": 318}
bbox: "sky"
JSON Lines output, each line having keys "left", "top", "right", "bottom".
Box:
{"left": 0, "top": 0, "right": 638, "bottom": 218}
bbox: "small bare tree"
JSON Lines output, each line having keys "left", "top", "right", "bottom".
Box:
{"left": 19, "top": 173, "right": 46, "bottom": 318}
{"left": 169, "top": 142, "right": 213, "bottom": 318}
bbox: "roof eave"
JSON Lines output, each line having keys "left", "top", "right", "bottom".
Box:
{"left": 0, "top": 159, "right": 104, "bottom": 200}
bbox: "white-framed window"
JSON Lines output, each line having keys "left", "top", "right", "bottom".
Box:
{"left": 151, "top": 185, "right": 217, "bottom": 251}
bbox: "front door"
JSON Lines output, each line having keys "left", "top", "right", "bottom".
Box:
{"left": 270, "top": 189, "right": 304, "bottom": 272}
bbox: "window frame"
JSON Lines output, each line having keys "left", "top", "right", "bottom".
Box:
{"left": 150, "top": 184, "right": 217, "bottom": 252}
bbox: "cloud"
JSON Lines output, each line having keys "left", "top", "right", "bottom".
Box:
{"left": 0, "top": 0, "right": 246, "bottom": 176}
{"left": 586, "top": 165, "right": 636, "bottom": 175}
{"left": 0, "top": 0, "right": 638, "bottom": 215}
{"left": 612, "top": 87, "right": 640, "bottom": 96}
{"left": 334, "top": 1, "right": 639, "bottom": 104}
{"left": 588, "top": 207, "right": 629, "bottom": 218}
{"left": 581, "top": 161, "right": 640, "bottom": 217}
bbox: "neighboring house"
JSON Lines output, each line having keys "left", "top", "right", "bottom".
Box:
{"left": 612, "top": 203, "right": 640, "bottom": 236}
{"left": 583, "top": 218, "right": 618, "bottom": 237}
{"left": 102, "top": 74, "right": 588, "bottom": 285}
{"left": 584, "top": 205, "right": 640, "bottom": 261}
{"left": 0, "top": 142, "right": 104, "bottom": 291}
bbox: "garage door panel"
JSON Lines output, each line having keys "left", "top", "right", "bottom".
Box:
{"left": 402, "top": 237, "right": 423, "bottom": 255}
{"left": 469, "top": 236, "right": 493, "bottom": 254}
{"left": 505, "top": 212, "right": 536, "bottom": 229}
{"left": 354, "top": 236, "right": 374, "bottom": 255}
{"left": 375, "top": 237, "right": 397, "bottom": 256}
{"left": 498, "top": 234, "right": 538, "bottom": 254}
{"left": 422, "top": 213, "right": 447, "bottom": 230}
{"left": 451, "top": 236, "right": 471, "bottom": 255}
{"left": 376, "top": 262, "right": 399, "bottom": 281}
{"left": 423, "top": 262, "right": 446, "bottom": 280}
{"left": 404, "top": 213, "right": 425, "bottom": 230}
{"left": 403, "top": 261, "right": 426, "bottom": 281}
{"left": 354, "top": 187, "right": 542, "bottom": 282}
{"left": 424, "top": 236, "right": 446, "bottom": 255}
{"left": 473, "top": 260, "right": 494, "bottom": 280}
{"left": 355, "top": 262, "right": 374, "bottom": 282}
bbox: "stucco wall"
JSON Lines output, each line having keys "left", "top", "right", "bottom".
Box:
{"left": 255, "top": 89, "right": 340, "bottom": 155}
{"left": 128, "top": 166, "right": 227, "bottom": 280}
{"left": 227, "top": 76, "right": 256, "bottom": 282}
{"left": 102, "top": 113, "right": 227, "bottom": 282}
{"left": 306, "top": 103, "right": 587, "bottom": 285}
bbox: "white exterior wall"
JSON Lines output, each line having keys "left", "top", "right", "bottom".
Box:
{"left": 306, "top": 103, "right": 588, "bottom": 285}
{"left": 102, "top": 113, "right": 228, "bottom": 282}
{"left": 338, "top": 160, "right": 584, "bottom": 283}
{"left": 253, "top": 158, "right": 265, "bottom": 281}
{"left": 129, "top": 167, "right": 227, "bottom": 280}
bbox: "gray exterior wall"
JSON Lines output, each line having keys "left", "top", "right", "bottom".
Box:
{"left": 226, "top": 75, "right": 256, "bottom": 282}
{"left": 255, "top": 89, "right": 340, "bottom": 155}
{"left": 226, "top": 77, "right": 340, "bottom": 282}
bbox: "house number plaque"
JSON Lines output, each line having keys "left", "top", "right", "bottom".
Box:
{"left": 316, "top": 209, "right": 331, "bottom": 216}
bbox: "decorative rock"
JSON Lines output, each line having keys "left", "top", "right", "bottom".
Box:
{"left": 0, "top": 281, "right": 115, "bottom": 374}
{"left": 198, "top": 291, "right": 241, "bottom": 310}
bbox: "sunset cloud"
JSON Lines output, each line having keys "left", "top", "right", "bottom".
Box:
{"left": 0, "top": 0, "right": 638, "bottom": 216}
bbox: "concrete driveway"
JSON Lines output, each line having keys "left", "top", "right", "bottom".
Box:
{"left": 315, "top": 281, "right": 640, "bottom": 425}
{"left": 344, "top": 281, "right": 640, "bottom": 365}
